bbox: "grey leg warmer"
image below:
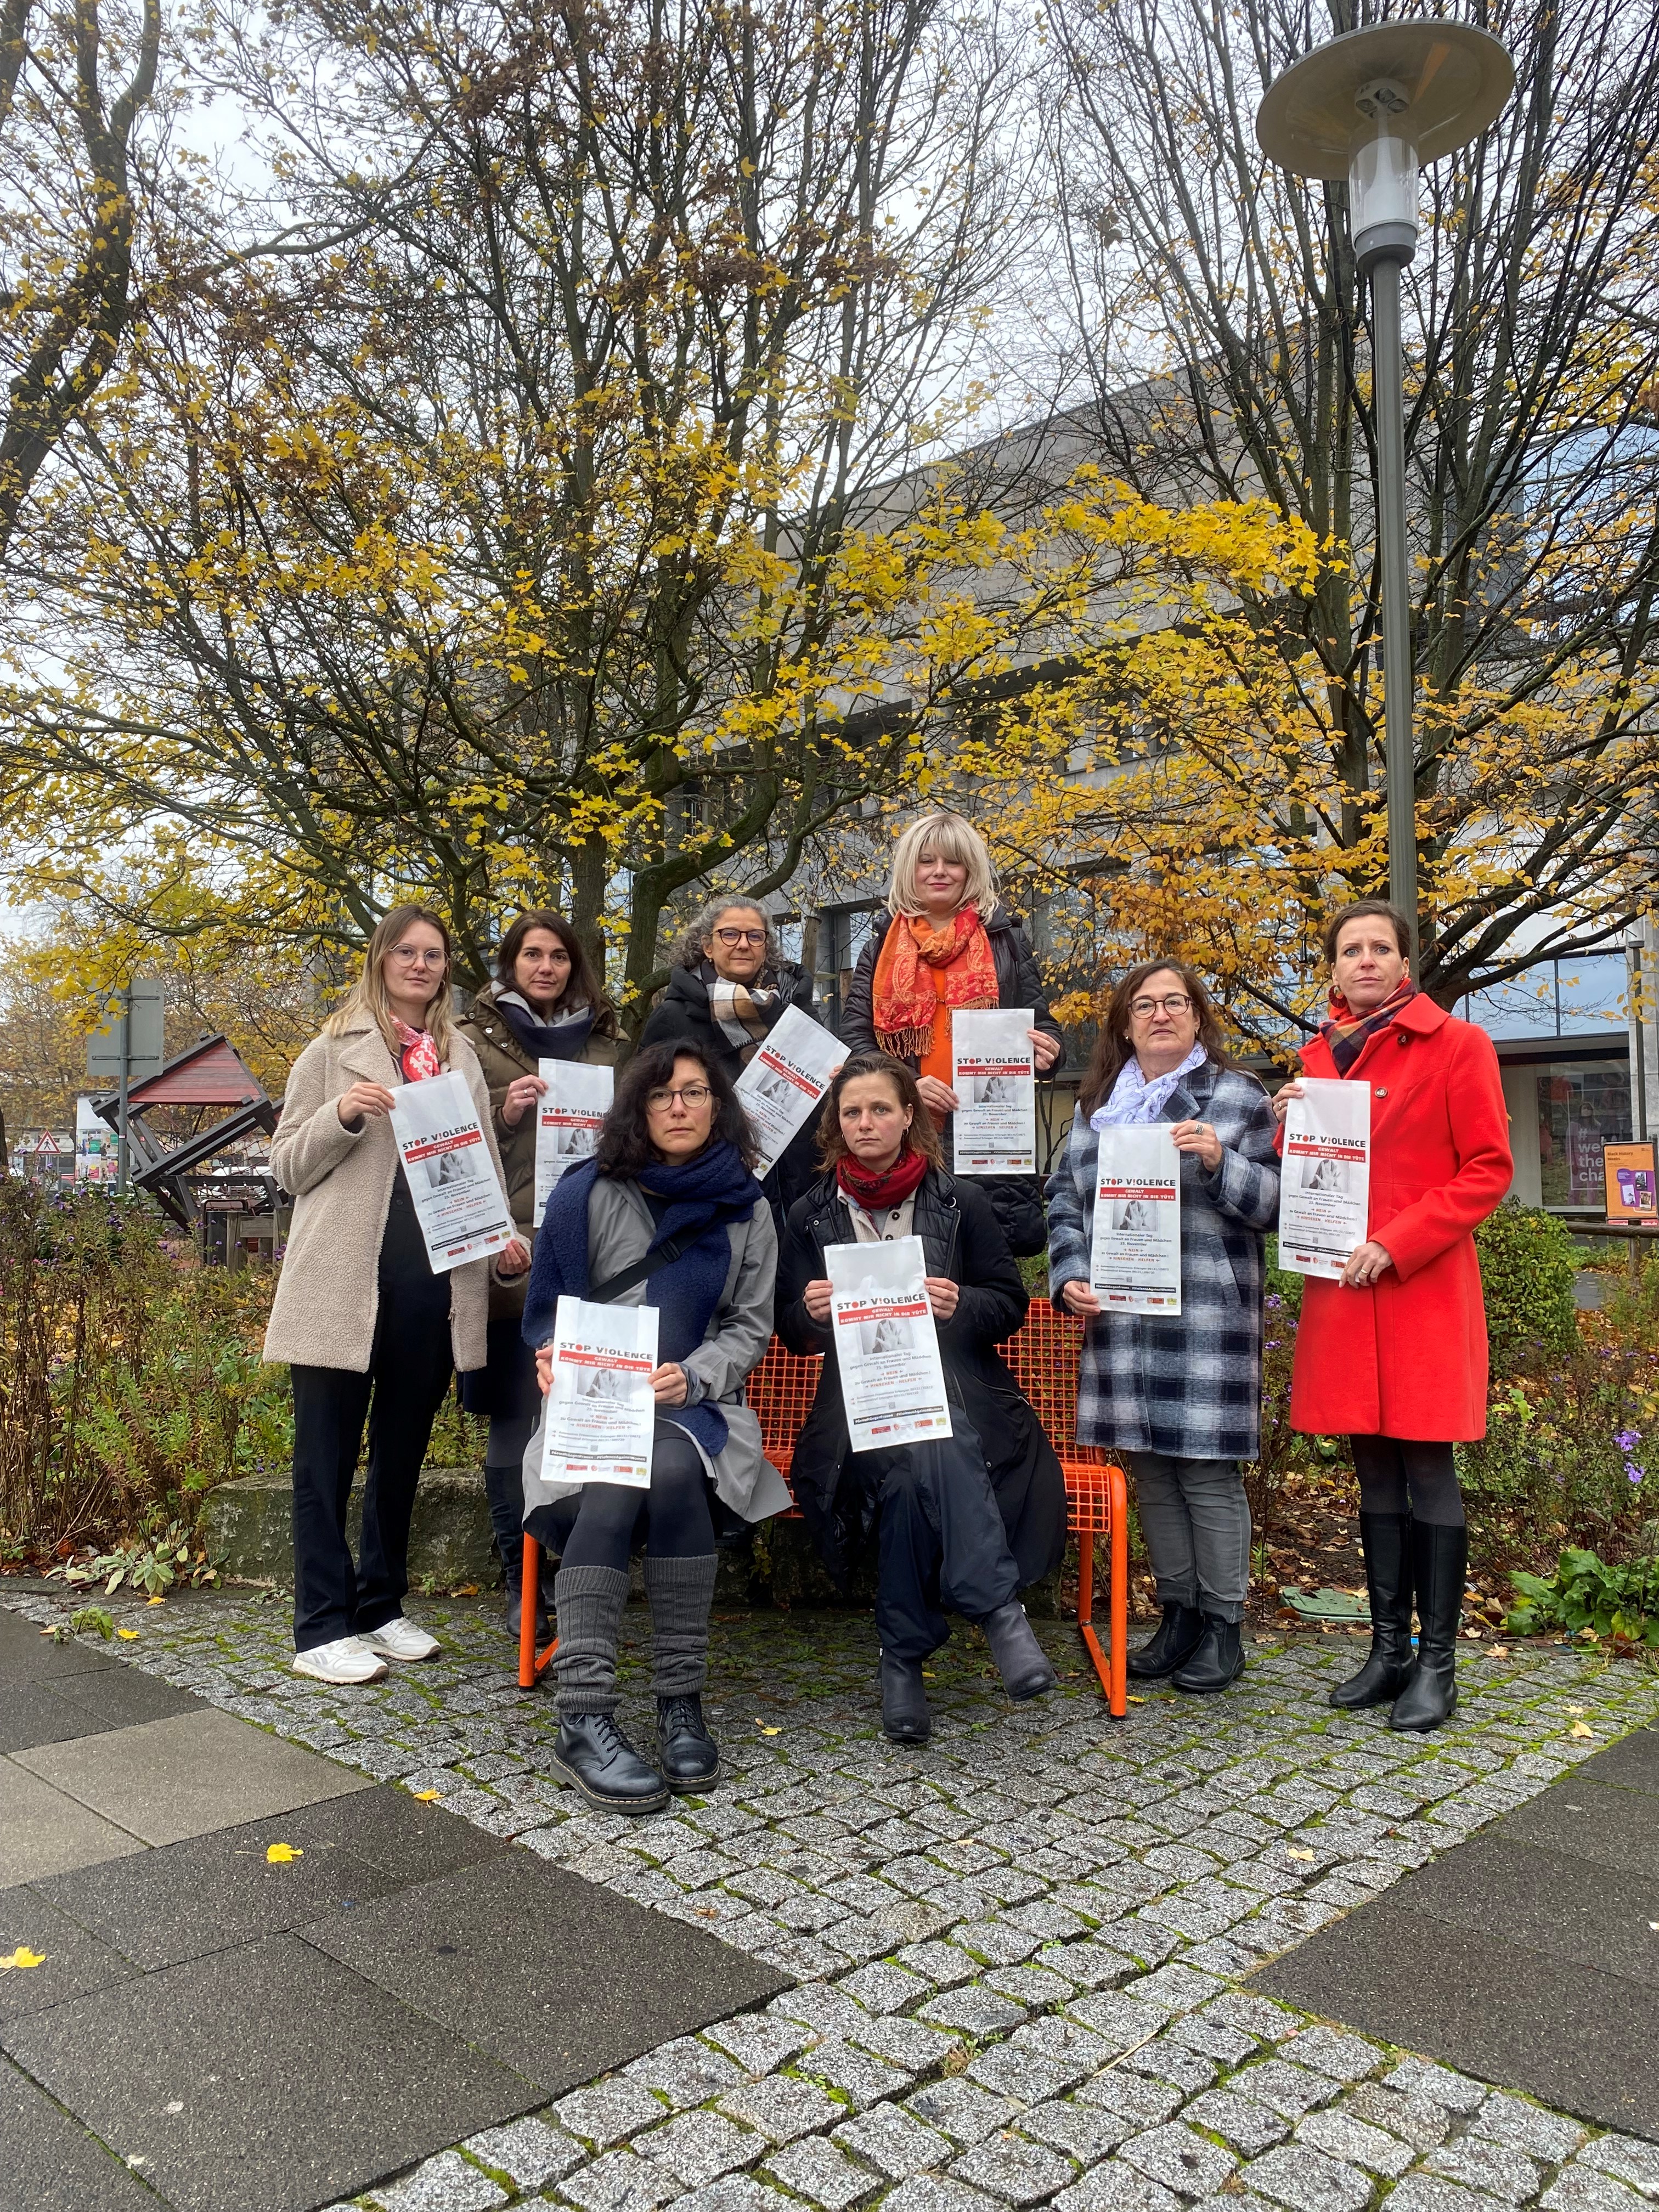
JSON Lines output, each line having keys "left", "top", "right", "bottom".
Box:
{"left": 642, "top": 1553, "right": 718, "bottom": 1697}
{"left": 552, "top": 1565, "right": 629, "bottom": 1717}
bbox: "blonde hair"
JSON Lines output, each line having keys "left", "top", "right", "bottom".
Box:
{"left": 324, "top": 903, "right": 458, "bottom": 1059}
{"left": 887, "top": 810, "right": 998, "bottom": 919}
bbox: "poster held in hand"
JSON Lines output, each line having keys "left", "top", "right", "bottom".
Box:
{"left": 390, "top": 1069, "right": 515, "bottom": 1273}
{"left": 1090, "top": 1124, "right": 1182, "bottom": 1314}
{"left": 951, "top": 1008, "right": 1036, "bottom": 1174}
{"left": 827, "top": 1235, "right": 953, "bottom": 1452}
{"left": 538, "top": 1296, "right": 658, "bottom": 1490}
{"left": 532, "top": 1061, "right": 613, "bottom": 1226}
{"left": 732, "top": 1007, "right": 848, "bottom": 1176}
{"left": 1280, "top": 1079, "right": 1372, "bottom": 1279}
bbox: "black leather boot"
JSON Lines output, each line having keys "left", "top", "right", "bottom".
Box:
{"left": 1126, "top": 1601, "right": 1204, "bottom": 1680}
{"left": 1330, "top": 1513, "right": 1414, "bottom": 1709}
{"left": 1171, "top": 1615, "right": 1246, "bottom": 1693}
{"left": 504, "top": 1550, "right": 550, "bottom": 1643}
{"left": 657, "top": 1694, "right": 721, "bottom": 1792}
{"left": 880, "top": 1654, "right": 932, "bottom": 1743}
{"left": 1390, "top": 1520, "right": 1466, "bottom": 1733}
{"left": 981, "top": 1601, "right": 1057, "bottom": 1700}
{"left": 551, "top": 1713, "right": 670, "bottom": 1813}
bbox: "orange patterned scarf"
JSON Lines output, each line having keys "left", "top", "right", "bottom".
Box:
{"left": 872, "top": 905, "right": 998, "bottom": 1060}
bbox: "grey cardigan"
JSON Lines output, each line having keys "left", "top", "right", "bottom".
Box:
{"left": 521, "top": 1176, "right": 792, "bottom": 1524}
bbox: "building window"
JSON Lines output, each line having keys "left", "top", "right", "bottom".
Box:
{"left": 1537, "top": 1062, "right": 1632, "bottom": 1210}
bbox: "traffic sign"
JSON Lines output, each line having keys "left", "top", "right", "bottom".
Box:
{"left": 86, "top": 978, "right": 165, "bottom": 1084}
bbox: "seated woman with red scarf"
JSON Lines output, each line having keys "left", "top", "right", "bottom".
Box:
{"left": 776, "top": 1054, "right": 1066, "bottom": 1743}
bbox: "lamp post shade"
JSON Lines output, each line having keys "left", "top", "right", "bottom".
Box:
{"left": 1255, "top": 21, "right": 1514, "bottom": 177}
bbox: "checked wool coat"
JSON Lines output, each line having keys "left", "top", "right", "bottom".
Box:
{"left": 1046, "top": 1060, "right": 1282, "bottom": 1462}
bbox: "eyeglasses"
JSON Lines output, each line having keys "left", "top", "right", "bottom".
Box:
{"left": 1130, "top": 993, "right": 1193, "bottom": 1018}
{"left": 389, "top": 946, "right": 447, "bottom": 968}
{"left": 713, "top": 928, "right": 767, "bottom": 946}
{"left": 646, "top": 1085, "right": 713, "bottom": 1111}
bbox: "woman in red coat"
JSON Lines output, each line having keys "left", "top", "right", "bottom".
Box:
{"left": 1274, "top": 899, "right": 1512, "bottom": 1732}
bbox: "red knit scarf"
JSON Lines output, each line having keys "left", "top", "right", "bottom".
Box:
{"left": 1319, "top": 978, "right": 1418, "bottom": 1077}
{"left": 836, "top": 1145, "right": 929, "bottom": 1214}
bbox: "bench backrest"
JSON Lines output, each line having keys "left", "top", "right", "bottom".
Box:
{"left": 748, "top": 1300, "right": 1090, "bottom": 1465}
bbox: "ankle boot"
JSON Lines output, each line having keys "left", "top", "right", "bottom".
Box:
{"left": 657, "top": 1694, "right": 721, "bottom": 1791}
{"left": 1390, "top": 1521, "right": 1466, "bottom": 1733}
{"left": 552, "top": 1713, "right": 670, "bottom": 1813}
{"left": 980, "top": 1601, "right": 1057, "bottom": 1700}
{"left": 644, "top": 1555, "right": 720, "bottom": 1789}
{"left": 1330, "top": 1513, "right": 1414, "bottom": 1709}
{"left": 1171, "top": 1614, "right": 1246, "bottom": 1693}
{"left": 1127, "top": 1601, "right": 1204, "bottom": 1680}
{"left": 880, "top": 1654, "right": 932, "bottom": 1743}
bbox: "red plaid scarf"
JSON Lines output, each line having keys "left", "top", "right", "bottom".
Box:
{"left": 1319, "top": 978, "right": 1418, "bottom": 1077}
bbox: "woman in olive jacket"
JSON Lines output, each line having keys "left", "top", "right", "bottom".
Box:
{"left": 456, "top": 910, "right": 622, "bottom": 1634}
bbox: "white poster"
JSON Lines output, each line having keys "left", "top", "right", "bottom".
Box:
{"left": 390, "top": 1068, "right": 516, "bottom": 1273}
{"left": 733, "top": 1007, "right": 848, "bottom": 1177}
{"left": 1279, "top": 1079, "right": 1372, "bottom": 1280}
{"left": 827, "top": 1235, "right": 953, "bottom": 1453}
{"left": 951, "top": 1008, "right": 1037, "bottom": 1175}
{"left": 1090, "top": 1124, "right": 1182, "bottom": 1314}
{"left": 538, "top": 1295, "right": 659, "bottom": 1490}
{"left": 532, "top": 1061, "right": 613, "bottom": 1226}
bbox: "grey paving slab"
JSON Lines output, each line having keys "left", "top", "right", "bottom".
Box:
{"left": 0, "top": 2053, "right": 157, "bottom": 2211}
{"left": 1254, "top": 1903, "right": 1659, "bottom": 2137}
{"left": 0, "top": 1606, "right": 127, "bottom": 1683}
{"left": 0, "top": 1679, "right": 119, "bottom": 1753}
{"left": 1390, "top": 1834, "right": 1659, "bottom": 1988}
{"left": 1569, "top": 1730, "right": 1659, "bottom": 1801}
{"left": 1, "top": 1931, "right": 538, "bottom": 2212}
{"left": 13, "top": 1705, "right": 376, "bottom": 1846}
{"left": 0, "top": 1884, "right": 139, "bottom": 2019}
{"left": 301, "top": 1847, "right": 788, "bottom": 2093}
{"left": 0, "top": 1756, "right": 146, "bottom": 1884}
{"left": 1497, "top": 1781, "right": 1659, "bottom": 1882}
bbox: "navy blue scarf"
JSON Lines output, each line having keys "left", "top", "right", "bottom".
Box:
{"left": 522, "top": 1142, "right": 761, "bottom": 1458}
{"left": 494, "top": 990, "right": 597, "bottom": 1062}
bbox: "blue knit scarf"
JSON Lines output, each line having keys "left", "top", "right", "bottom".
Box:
{"left": 522, "top": 1142, "right": 760, "bottom": 1458}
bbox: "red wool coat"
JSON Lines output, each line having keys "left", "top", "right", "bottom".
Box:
{"left": 1287, "top": 995, "right": 1513, "bottom": 1442}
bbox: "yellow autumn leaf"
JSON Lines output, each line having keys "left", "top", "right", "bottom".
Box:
{"left": 412, "top": 1790, "right": 441, "bottom": 1802}
{"left": 266, "top": 1843, "right": 302, "bottom": 1863}
{"left": 1570, "top": 1721, "right": 1595, "bottom": 1739}
{"left": 146, "top": 1594, "right": 166, "bottom": 1606}
{"left": 117, "top": 1628, "right": 139, "bottom": 1640}
{"left": 1126, "top": 1695, "right": 1146, "bottom": 1705}
{"left": 754, "top": 1720, "right": 782, "bottom": 1736}
{"left": 0, "top": 1948, "right": 46, "bottom": 1970}
{"left": 1288, "top": 1849, "right": 1315, "bottom": 1862}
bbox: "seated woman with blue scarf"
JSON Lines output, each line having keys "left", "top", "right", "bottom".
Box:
{"left": 521, "top": 1040, "right": 789, "bottom": 1815}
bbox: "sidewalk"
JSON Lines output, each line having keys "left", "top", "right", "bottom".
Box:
{"left": 4, "top": 1584, "right": 1658, "bottom": 2212}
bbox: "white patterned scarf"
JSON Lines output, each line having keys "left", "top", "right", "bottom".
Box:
{"left": 1091, "top": 1042, "right": 1207, "bottom": 1130}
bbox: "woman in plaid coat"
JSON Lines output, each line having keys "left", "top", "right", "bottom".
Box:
{"left": 1047, "top": 961, "right": 1280, "bottom": 1693}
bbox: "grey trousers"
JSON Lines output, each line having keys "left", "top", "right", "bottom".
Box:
{"left": 1124, "top": 1451, "right": 1251, "bottom": 1624}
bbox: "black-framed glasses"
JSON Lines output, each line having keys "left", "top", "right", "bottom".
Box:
{"left": 1130, "top": 993, "right": 1193, "bottom": 1018}
{"left": 713, "top": 927, "right": 767, "bottom": 946}
{"left": 646, "top": 1085, "right": 713, "bottom": 1110}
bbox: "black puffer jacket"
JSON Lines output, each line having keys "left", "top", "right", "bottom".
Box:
{"left": 639, "top": 959, "right": 822, "bottom": 1221}
{"left": 776, "top": 1165, "right": 1067, "bottom": 1593}
{"left": 840, "top": 905, "right": 1061, "bottom": 1254}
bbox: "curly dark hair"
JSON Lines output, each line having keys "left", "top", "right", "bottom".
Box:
{"left": 1078, "top": 959, "right": 1232, "bottom": 1118}
{"left": 814, "top": 1052, "right": 944, "bottom": 1170}
{"left": 595, "top": 1037, "right": 759, "bottom": 1177}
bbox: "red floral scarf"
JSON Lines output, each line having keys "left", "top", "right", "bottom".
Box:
{"left": 393, "top": 1019, "right": 442, "bottom": 1082}
{"left": 871, "top": 905, "right": 998, "bottom": 1059}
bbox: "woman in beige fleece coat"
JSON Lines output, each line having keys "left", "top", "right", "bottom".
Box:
{"left": 266, "top": 904, "right": 527, "bottom": 1686}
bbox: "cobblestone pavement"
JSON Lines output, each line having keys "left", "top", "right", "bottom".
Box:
{"left": 8, "top": 1583, "right": 1659, "bottom": 2212}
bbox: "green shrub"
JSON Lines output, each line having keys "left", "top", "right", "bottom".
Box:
{"left": 1475, "top": 1198, "right": 1578, "bottom": 1374}
{"left": 1506, "top": 1545, "right": 1659, "bottom": 1646}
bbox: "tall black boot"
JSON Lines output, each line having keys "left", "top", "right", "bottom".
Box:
{"left": 549, "top": 1566, "right": 667, "bottom": 1813}
{"left": 484, "top": 1462, "right": 545, "bottom": 1640}
{"left": 1330, "top": 1513, "right": 1414, "bottom": 1709}
{"left": 644, "top": 1554, "right": 721, "bottom": 1792}
{"left": 1390, "top": 1521, "right": 1467, "bottom": 1734}
{"left": 1127, "top": 1601, "right": 1204, "bottom": 1680}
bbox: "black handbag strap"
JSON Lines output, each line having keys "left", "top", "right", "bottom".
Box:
{"left": 587, "top": 1228, "right": 696, "bottom": 1306}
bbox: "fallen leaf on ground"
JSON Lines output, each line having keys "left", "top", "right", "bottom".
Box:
{"left": 0, "top": 1948, "right": 46, "bottom": 1970}
{"left": 1492, "top": 1645, "right": 1510, "bottom": 1658}
{"left": 412, "top": 1790, "right": 441, "bottom": 1802}
{"left": 1287, "top": 1849, "right": 1316, "bottom": 1862}
{"left": 116, "top": 1628, "right": 139, "bottom": 1641}
{"left": 146, "top": 1595, "right": 166, "bottom": 1606}
{"left": 265, "top": 1843, "right": 302, "bottom": 1864}
{"left": 1126, "top": 1695, "right": 1146, "bottom": 1705}
{"left": 754, "top": 1720, "right": 782, "bottom": 1736}
{"left": 454, "top": 1584, "right": 478, "bottom": 1596}
{"left": 1570, "top": 1721, "right": 1595, "bottom": 1739}
{"left": 1567, "top": 1704, "right": 1586, "bottom": 1714}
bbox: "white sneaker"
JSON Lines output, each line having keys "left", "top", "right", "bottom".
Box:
{"left": 292, "top": 1635, "right": 388, "bottom": 1685}
{"left": 360, "top": 1615, "right": 440, "bottom": 1663}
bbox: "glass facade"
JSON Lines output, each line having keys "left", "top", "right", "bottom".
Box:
{"left": 1536, "top": 1062, "right": 1633, "bottom": 1210}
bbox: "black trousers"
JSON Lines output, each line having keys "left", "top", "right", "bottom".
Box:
{"left": 290, "top": 1261, "right": 454, "bottom": 1650}
{"left": 525, "top": 1421, "right": 716, "bottom": 1570}
{"left": 870, "top": 1414, "right": 1021, "bottom": 1662}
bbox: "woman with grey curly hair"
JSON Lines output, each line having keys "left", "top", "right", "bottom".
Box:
{"left": 639, "top": 895, "right": 825, "bottom": 1221}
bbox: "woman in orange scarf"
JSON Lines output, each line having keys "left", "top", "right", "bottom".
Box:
{"left": 842, "top": 810, "right": 1062, "bottom": 1254}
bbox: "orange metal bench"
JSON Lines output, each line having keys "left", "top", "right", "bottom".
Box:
{"left": 518, "top": 1302, "right": 1128, "bottom": 1717}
